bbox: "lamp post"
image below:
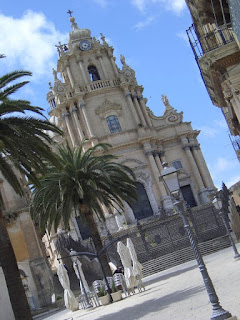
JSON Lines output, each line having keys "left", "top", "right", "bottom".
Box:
{"left": 70, "top": 249, "right": 93, "bottom": 309}
{"left": 160, "top": 163, "right": 232, "bottom": 320}
{"left": 212, "top": 194, "right": 240, "bottom": 260}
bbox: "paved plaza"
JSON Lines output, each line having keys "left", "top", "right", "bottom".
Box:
{"left": 35, "top": 244, "right": 240, "bottom": 320}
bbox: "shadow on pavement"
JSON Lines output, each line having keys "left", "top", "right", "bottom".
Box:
{"left": 75, "top": 285, "right": 205, "bottom": 320}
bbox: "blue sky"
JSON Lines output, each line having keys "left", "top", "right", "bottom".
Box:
{"left": 1, "top": 0, "right": 239, "bottom": 189}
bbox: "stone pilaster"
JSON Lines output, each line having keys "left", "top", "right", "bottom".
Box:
{"left": 77, "top": 55, "right": 88, "bottom": 84}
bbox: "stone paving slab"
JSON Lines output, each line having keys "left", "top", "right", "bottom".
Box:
{"left": 36, "top": 244, "right": 240, "bottom": 320}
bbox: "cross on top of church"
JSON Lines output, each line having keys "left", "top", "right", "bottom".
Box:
{"left": 67, "top": 10, "right": 73, "bottom": 17}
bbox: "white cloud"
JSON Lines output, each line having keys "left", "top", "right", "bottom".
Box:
{"left": 177, "top": 31, "right": 189, "bottom": 44}
{"left": 92, "top": 0, "right": 108, "bottom": 7}
{"left": 134, "top": 16, "right": 156, "bottom": 30}
{"left": 199, "top": 126, "right": 218, "bottom": 138}
{"left": 0, "top": 11, "right": 67, "bottom": 80}
{"left": 214, "top": 119, "right": 228, "bottom": 129}
{"left": 208, "top": 156, "right": 239, "bottom": 189}
{"left": 132, "top": 0, "right": 146, "bottom": 12}
{"left": 132, "top": 0, "right": 186, "bottom": 14}
{"left": 225, "top": 175, "right": 240, "bottom": 188}
{"left": 215, "top": 157, "right": 232, "bottom": 171}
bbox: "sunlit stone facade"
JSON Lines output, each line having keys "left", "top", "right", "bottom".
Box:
{"left": 46, "top": 15, "right": 215, "bottom": 245}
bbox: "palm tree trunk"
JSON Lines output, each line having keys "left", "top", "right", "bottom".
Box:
{"left": 82, "top": 206, "right": 112, "bottom": 277}
{"left": 0, "top": 209, "right": 32, "bottom": 320}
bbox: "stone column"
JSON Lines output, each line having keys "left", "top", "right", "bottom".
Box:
{"left": 62, "top": 111, "right": 76, "bottom": 147}
{"left": 192, "top": 145, "right": 215, "bottom": 189}
{"left": 138, "top": 95, "right": 152, "bottom": 127}
{"left": 70, "top": 105, "right": 84, "bottom": 142}
{"left": 153, "top": 150, "right": 164, "bottom": 173}
{"left": 143, "top": 143, "right": 173, "bottom": 213}
{"left": 107, "top": 50, "right": 119, "bottom": 77}
{"left": 96, "top": 52, "right": 107, "bottom": 78}
{"left": 79, "top": 101, "right": 94, "bottom": 138}
{"left": 124, "top": 90, "right": 141, "bottom": 125}
{"left": 182, "top": 144, "right": 205, "bottom": 190}
{"left": 77, "top": 55, "right": 88, "bottom": 84}
{"left": 132, "top": 93, "right": 147, "bottom": 126}
{"left": 64, "top": 61, "right": 75, "bottom": 88}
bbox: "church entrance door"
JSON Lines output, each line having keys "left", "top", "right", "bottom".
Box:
{"left": 131, "top": 183, "right": 153, "bottom": 220}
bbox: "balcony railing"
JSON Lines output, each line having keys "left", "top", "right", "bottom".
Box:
{"left": 187, "top": 24, "right": 235, "bottom": 59}
{"left": 48, "top": 79, "right": 121, "bottom": 113}
{"left": 230, "top": 134, "right": 240, "bottom": 150}
{"left": 229, "top": 134, "right": 240, "bottom": 161}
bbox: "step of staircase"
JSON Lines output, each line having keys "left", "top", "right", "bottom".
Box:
{"left": 142, "top": 235, "right": 231, "bottom": 277}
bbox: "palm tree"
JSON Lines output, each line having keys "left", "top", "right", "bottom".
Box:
{"left": 30, "top": 142, "right": 137, "bottom": 275}
{"left": 0, "top": 55, "right": 62, "bottom": 320}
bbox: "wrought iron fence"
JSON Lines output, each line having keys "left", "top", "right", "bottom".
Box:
{"left": 104, "top": 204, "right": 227, "bottom": 264}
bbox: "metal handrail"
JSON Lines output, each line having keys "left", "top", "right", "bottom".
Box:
{"left": 187, "top": 23, "right": 235, "bottom": 59}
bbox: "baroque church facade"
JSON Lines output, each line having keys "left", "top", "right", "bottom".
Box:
{"left": 45, "top": 15, "right": 216, "bottom": 267}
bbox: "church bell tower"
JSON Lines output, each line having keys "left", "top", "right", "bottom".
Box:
{"left": 47, "top": 14, "right": 215, "bottom": 232}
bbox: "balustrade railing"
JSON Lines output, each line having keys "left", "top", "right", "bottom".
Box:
{"left": 48, "top": 79, "right": 121, "bottom": 113}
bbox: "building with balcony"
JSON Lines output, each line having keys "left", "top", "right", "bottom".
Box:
{"left": 186, "top": 0, "right": 240, "bottom": 161}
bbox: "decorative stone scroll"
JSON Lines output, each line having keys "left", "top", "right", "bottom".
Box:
{"left": 119, "top": 55, "right": 137, "bottom": 85}
{"left": 95, "top": 100, "right": 122, "bottom": 119}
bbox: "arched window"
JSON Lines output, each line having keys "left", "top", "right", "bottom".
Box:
{"left": 131, "top": 182, "right": 153, "bottom": 220}
{"left": 106, "top": 115, "right": 122, "bottom": 133}
{"left": 171, "top": 160, "right": 183, "bottom": 170}
{"left": 88, "top": 65, "right": 100, "bottom": 81}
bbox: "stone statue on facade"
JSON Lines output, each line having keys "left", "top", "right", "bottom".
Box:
{"left": 119, "top": 55, "right": 137, "bottom": 85}
{"left": 161, "top": 95, "right": 170, "bottom": 107}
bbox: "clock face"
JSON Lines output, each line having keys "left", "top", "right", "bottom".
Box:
{"left": 79, "top": 40, "right": 91, "bottom": 51}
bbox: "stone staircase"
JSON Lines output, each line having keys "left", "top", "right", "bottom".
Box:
{"left": 142, "top": 235, "right": 231, "bottom": 277}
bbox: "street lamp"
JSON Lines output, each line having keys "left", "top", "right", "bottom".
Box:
{"left": 161, "top": 163, "right": 232, "bottom": 320}
{"left": 70, "top": 249, "right": 93, "bottom": 309}
{"left": 212, "top": 194, "right": 240, "bottom": 260}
